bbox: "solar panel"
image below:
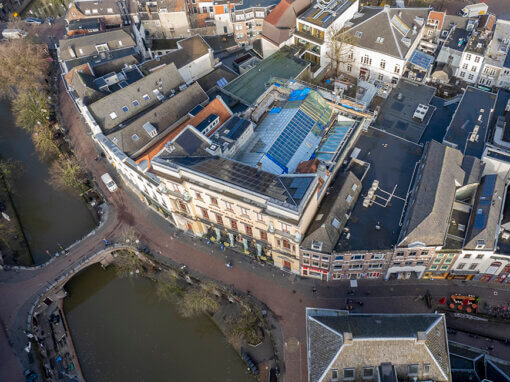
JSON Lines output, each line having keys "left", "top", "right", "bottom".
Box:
{"left": 216, "top": 77, "right": 228, "bottom": 88}
{"left": 473, "top": 213, "right": 487, "bottom": 230}
{"left": 409, "top": 50, "right": 434, "bottom": 70}
{"left": 391, "top": 14, "right": 410, "bottom": 36}
{"left": 481, "top": 174, "right": 497, "bottom": 197}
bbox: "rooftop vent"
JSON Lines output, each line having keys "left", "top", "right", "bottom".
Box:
{"left": 414, "top": 16, "right": 424, "bottom": 26}
{"left": 142, "top": 122, "right": 158, "bottom": 138}
{"left": 413, "top": 104, "right": 429, "bottom": 122}
{"left": 401, "top": 37, "right": 411, "bottom": 47}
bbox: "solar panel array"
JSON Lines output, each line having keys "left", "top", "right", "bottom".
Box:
{"left": 409, "top": 50, "right": 434, "bottom": 70}
{"left": 266, "top": 109, "right": 316, "bottom": 170}
{"left": 216, "top": 77, "right": 228, "bottom": 88}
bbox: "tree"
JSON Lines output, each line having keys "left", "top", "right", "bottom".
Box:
{"left": 12, "top": 89, "right": 51, "bottom": 131}
{"left": 177, "top": 282, "right": 220, "bottom": 318}
{"left": 325, "top": 26, "right": 358, "bottom": 78}
{"left": 32, "top": 123, "right": 60, "bottom": 161}
{"left": 49, "top": 156, "right": 88, "bottom": 193}
{"left": 155, "top": 269, "right": 182, "bottom": 300}
{"left": 0, "top": 159, "right": 23, "bottom": 194}
{"left": 112, "top": 249, "right": 145, "bottom": 277}
{"left": 0, "top": 39, "right": 49, "bottom": 98}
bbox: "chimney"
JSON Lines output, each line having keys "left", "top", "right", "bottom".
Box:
{"left": 417, "top": 331, "right": 426, "bottom": 344}
{"left": 343, "top": 332, "right": 353, "bottom": 344}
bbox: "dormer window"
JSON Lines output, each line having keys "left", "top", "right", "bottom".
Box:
{"left": 95, "top": 43, "right": 109, "bottom": 53}
{"left": 311, "top": 241, "right": 323, "bottom": 251}
{"left": 332, "top": 218, "right": 340, "bottom": 228}
{"left": 476, "top": 240, "right": 485, "bottom": 249}
{"left": 92, "top": 8, "right": 98, "bottom": 14}
{"left": 107, "top": 7, "right": 113, "bottom": 13}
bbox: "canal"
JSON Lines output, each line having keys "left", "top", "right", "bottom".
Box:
{"left": 0, "top": 99, "right": 96, "bottom": 264}
{"left": 64, "top": 265, "right": 254, "bottom": 382}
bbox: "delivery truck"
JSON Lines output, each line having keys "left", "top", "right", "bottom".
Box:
{"left": 460, "top": 3, "right": 488, "bottom": 18}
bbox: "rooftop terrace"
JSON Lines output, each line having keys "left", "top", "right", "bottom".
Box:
{"left": 222, "top": 47, "right": 309, "bottom": 105}
{"left": 298, "top": 0, "right": 356, "bottom": 29}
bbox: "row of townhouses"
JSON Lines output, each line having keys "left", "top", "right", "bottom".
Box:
{"left": 56, "top": 0, "right": 510, "bottom": 286}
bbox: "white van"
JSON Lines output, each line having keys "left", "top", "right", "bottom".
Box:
{"left": 101, "top": 173, "right": 118, "bottom": 192}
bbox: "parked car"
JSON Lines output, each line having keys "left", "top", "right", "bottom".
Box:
{"left": 101, "top": 173, "right": 118, "bottom": 192}
{"left": 25, "top": 17, "right": 43, "bottom": 24}
{"left": 2, "top": 29, "right": 28, "bottom": 39}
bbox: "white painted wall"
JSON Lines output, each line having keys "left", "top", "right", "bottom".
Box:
{"left": 456, "top": 51, "right": 484, "bottom": 83}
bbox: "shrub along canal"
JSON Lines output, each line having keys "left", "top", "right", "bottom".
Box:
{"left": 63, "top": 264, "right": 254, "bottom": 381}
{"left": 0, "top": 99, "right": 96, "bottom": 264}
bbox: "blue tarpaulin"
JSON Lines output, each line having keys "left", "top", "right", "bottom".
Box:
{"left": 269, "top": 107, "right": 282, "bottom": 114}
{"left": 289, "top": 88, "right": 311, "bottom": 101}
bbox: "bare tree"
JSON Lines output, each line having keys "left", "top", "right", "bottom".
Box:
{"left": 177, "top": 282, "right": 220, "bottom": 318}
{"left": 325, "top": 25, "right": 357, "bottom": 78}
{"left": 12, "top": 89, "right": 51, "bottom": 131}
{"left": 0, "top": 39, "right": 49, "bottom": 98}
{"left": 0, "top": 159, "right": 23, "bottom": 194}
{"left": 49, "top": 156, "right": 88, "bottom": 193}
{"left": 32, "top": 124, "right": 60, "bottom": 161}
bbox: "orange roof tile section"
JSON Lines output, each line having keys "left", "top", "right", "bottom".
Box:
{"left": 428, "top": 11, "right": 445, "bottom": 30}
{"left": 64, "top": 63, "right": 93, "bottom": 86}
{"left": 136, "top": 97, "right": 232, "bottom": 164}
{"left": 265, "top": 0, "right": 291, "bottom": 26}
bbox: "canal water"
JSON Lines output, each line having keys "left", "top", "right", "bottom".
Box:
{"left": 63, "top": 265, "right": 254, "bottom": 382}
{"left": 0, "top": 100, "right": 96, "bottom": 264}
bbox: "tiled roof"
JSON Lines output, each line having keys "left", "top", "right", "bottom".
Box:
{"left": 343, "top": 7, "right": 429, "bottom": 59}
{"left": 106, "top": 82, "right": 208, "bottom": 157}
{"left": 59, "top": 29, "right": 136, "bottom": 61}
{"left": 88, "top": 62, "right": 185, "bottom": 132}
{"left": 428, "top": 11, "right": 445, "bottom": 30}
{"left": 141, "top": 35, "right": 210, "bottom": 72}
{"left": 135, "top": 97, "right": 232, "bottom": 163}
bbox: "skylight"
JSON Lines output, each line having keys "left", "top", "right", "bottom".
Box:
{"left": 132, "top": 134, "right": 140, "bottom": 141}
{"left": 109, "top": 112, "right": 117, "bottom": 119}
{"left": 355, "top": 31, "right": 363, "bottom": 38}
{"left": 132, "top": 100, "right": 139, "bottom": 107}
{"left": 142, "top": 94, "right": 150, "bottom": 101}
{"left": 122, "top": 106, "right": 129, "bottom": 112}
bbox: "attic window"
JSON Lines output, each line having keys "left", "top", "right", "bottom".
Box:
{"left": 376, "top": 36, "right": 384, "bottom": 44}
{"left": 109, "top": 112, "right": 117, "bottom": 119}
{"left": 107, "top": 7, "right": 113, "bottom": 13}
{"left": 132, "top": 100, "right": 139, "bottom": 107}
{"left": 122, "top": 106, "right": 129, "bottom": 112}
{"left": 118, "top": 40, "right": 123, "bottom": 47}
{"left": 332, "top": 218, "right": 340, "bottom": 228}
{"left": 355, "top": 31, "right": 363, "bottom": 38}
{"left": 142, "top": 94, "right": 150, "bottom": 101}
{"left": 132, "top": 134, "right": 140, "bottom": 141}
{"left": 92, "top": 8, "right": 98, "bottom": 14}
{"left": 352, "top": 184, "right": 358, "bottom": 192}
{"left": 78, "top": 48, "right": 84, "bottom": 55}
{"left": 311, "top": 241, "right": 323, "bottom": 251}
{"left": 346, "top": 195, "right": 353, "bottom": 205}
{"left": 85, "top": 9, "right": 91, "bottom": 14}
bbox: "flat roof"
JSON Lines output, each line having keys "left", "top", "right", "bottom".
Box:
{"left": 222, "top": 47, "right": 309, "bottom": 105}
{"left": 443, "top": 87, "right": 497, "bottom": 158}
{"left": 335, "top": 127, "right": 423, "bottom": 252}
{"left": 234, "top": 0, "right": 278, "bottom": 11}
{"left": 419, "top": 96, "right": 458, "bottom": 144}
{"left": 375, "top": 80, "right": 436, "bottom": 144}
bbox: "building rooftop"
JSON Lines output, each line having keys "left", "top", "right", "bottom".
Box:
{"left": 444, "top": 27, "right": 470, "bottom": 52}
{"left": 196, "top": 65, "right": 238, "bottom": 93}
{"left": 153, "top": 156, "right": 316, "bottom": 210}
{"left": 91, "top": 54, "right": 140, "bottom": 77}
{"left": 375, "top": 79, "right": 436, "bottom": 144}
{"left": 262, "top": 0, "right": 311, "bottom": 45}
{"left": 141, "top": 35, "right": 211, "bottom": 73}
{"left": 106, "top": 82, "right": 208, "bottom": 157}
{"left": 336, "top": 128, "right": 423, "bottom": 252}
{"left": 71, "top": 0, "right": 137, "bottom": 16}
{"left": 443, "top": 87, "right": 497, "bottom": 158}
{"left": 135, "top": 96, "right": 233, "bottom": 164}
{"left": 465, "top": 31, "right": 491, "bottom": 55}
{"left": 464, "top": 174, "right": 505, "bottom": 250}
{"left": 236, "top": 89, "right": 335, "bottom": 174}
{"left": 222, "top": 47, "right": 309, "bottom": 105}
{"left": 59, "top": 29, "right": 136, "bottom": 61}
{"left": 69, "top": 70, "right": 106, "bottom": 105}
{"left": 298, "top": 0, "right": 356, "bottom": 29}
{"left": 301, "top": 171, "right": 361, "bottom": 254}
{"left": 399, "top": 140, "right": 482, "bottom": 248}
{"left": 203, "top": 34, "right": 237, "bottom": 53}
{"left": 88, "top": 62, "right": 185, "bottom": 132}
{"left": 343, "top": 6, "right": 429, "bottom": 59}
{"left": 234, "top": 0, "right": 278, "bottom": 11}
{"left": 306, "top": 309, "right": 450, "bottom": 382}
{"left": 485, "top": 20, "right": 510, "bottom": 68}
